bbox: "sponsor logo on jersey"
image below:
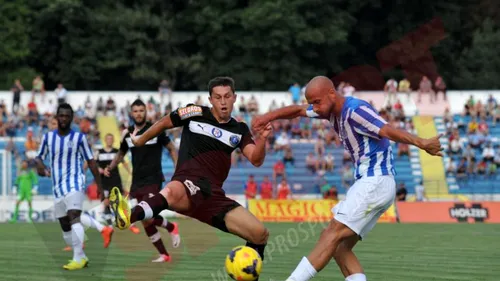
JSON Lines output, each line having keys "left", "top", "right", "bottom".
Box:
{"left": 178, "top": 105, "right": 202, "bottom": 120}
{"left": 229, "top": 135, "right": 240, "bottom": 146}
{"left": 212, "top": 128, "right": 223, "bottom": 138}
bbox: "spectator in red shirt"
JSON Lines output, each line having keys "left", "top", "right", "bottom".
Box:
{"left": 273, "top": 160, "right": 286, "bottom": 185}
{"left": 27, "top": 96, "right": 38, "bottom": 125}
{"left": 244, "top": 174, "right": 258, "bottom": 199}
{"left": 260, "top": 176, "right": 273, "bottom": 199}
{"left": 277, "top": 178, "right": 291, "bottom": 200}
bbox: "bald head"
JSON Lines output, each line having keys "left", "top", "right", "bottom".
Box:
{"left": 305, "top": 76, "right": 335, "bottom": 100}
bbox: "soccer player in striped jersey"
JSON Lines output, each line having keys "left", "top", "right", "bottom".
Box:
{"left": 35, "top": 103, "right": 114, "bottom": 270}
{"left": 252, "top": 76, "right": 443, "bottom": 281}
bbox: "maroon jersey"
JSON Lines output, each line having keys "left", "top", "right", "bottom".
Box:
{"left": 170, "top": 104, "right": 254, "bottom": 187}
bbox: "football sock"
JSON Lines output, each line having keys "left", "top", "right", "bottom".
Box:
{"left": 154, "top": 216, "right": 175, "bottom": 232}
{"left": 13, "top": 204, "right": 19, "bottom": 221}
{"left": 346, "top": 273, "right": 367, "bottom": 281}
{"left": 131, "top": 194, "right": 169, "bottom": 223}
{"left": 80, "top": 213, "right": 104, "bottom": 232}
{"left": 63, "top": 231, "right": 72, "bottom": 246}
{"left": 145, "top": 224, "right": 169, "bottom": 256}
{"left": 288, "top": 257, "right": 317, "bottom": 281}
{"left": 104, "top": 205, "right": 113, "bottom": 225}
{"left": 71, "top": 223, "right": 87, "bottom": 262}
{"left": 28, "top": 206, "right": 33, "bottom": 221}
{"left": 246, "top": 242, "right": 267, "bottom": 260}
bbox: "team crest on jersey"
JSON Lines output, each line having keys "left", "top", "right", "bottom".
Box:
{"left": 229, "top": 135, "right": 240, "bottom": 146}
{"left": 67, "top": 140, "right": 74, "bottom": 148}
{"left": 212, "top": 128, "right": 223, "bottom": 138}
{"left": 178, "top": 105, "right": 202, "bottom": 120}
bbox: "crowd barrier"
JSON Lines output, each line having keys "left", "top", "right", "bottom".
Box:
{"left": 248, "top": 199, "right": 397, "bottom": 223}
{"left": 396, "top": 201, "right": 500, "bottom": 223}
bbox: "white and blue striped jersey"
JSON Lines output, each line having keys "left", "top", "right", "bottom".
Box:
{"left": 306, "top": 97, "right": 396, "bottom": 180}
{"left": 36, "top": 130, "right": 94, "bottom": 198}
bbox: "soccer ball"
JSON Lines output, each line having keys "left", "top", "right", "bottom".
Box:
{"left": 225, "top": 246, "right": 262, "bottom": 281}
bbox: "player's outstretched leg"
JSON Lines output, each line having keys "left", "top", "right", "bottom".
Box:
{"left": 109, "top": 182, "right": 189, "bottom": 230}
{"left": 285, "top": 219, "right": 358, "bottom": 281}
{"left": 154, "top": 216, "right": 181, "bottom": 248}
{"left": 80, "top": 213, "right": 114, "bottom": 248}
{"left": 224, "top": 206, "right": 269, "bottom": 281}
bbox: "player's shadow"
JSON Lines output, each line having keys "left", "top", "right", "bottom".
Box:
{"left": 33, "top": 208, "right": 111, "bottom": 281}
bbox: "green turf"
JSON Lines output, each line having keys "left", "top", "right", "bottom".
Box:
{"left": 0, "top": 220, "right": 499, "bottom": 281}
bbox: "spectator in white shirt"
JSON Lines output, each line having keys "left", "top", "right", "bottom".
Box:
{"left": 55, "top": 83, "right": 67, "bottom": 104}
{"left": 482, "top": 143, "right": 495, "bottom": 162}
{"left": 274, "top": 132, "right": 290, "bottom": 152}
{"left": 324, "top": 152, "right": 335, "bottom": 171}
{"left": 342, "top": 83, "right": 355, "bottom": 97}
{"left": 415, "top": 181, "right": 427, "bottom": 201}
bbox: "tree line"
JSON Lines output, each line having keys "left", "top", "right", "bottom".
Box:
{"left": 0, "top": 0, "right": 499, "bottom": 92}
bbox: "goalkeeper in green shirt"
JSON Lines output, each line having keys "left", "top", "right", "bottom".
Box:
{"left": 10, "top": 160, "right": 38, "bottom": 223}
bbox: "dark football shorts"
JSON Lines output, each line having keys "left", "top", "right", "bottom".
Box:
{"left": 129, "top": 183, "right": 162, "bottom": 203}
{"left": 172, "top": 175, "right": 241, "bottom": 233}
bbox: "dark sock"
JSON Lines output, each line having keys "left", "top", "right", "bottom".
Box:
{"left": 130, "top": 194, "right": 169, "bottom": 223}
{"left": 246, "top": 242, "right": 267, "bottom": 281}
{"left": 104, "top": 206, "right": 112, "bottom": 225}
{"left": 153, "top": 216, "right": 176, "bottom": 232}
{"left": 144, "top": 224, "right": 169, "bottom": 256}
{"left": 246, "top": 242, "right": 266, "bottom": 261}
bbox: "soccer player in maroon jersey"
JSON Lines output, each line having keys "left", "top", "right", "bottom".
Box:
{"left": 110, "top": 77, "right": 272, "bottom": 277}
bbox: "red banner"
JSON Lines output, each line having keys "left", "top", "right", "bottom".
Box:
{"left": 396, "top": 201, "right": 500, "bottom": 223}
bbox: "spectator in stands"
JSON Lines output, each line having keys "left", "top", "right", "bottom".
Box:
{"left": 445, "top": 158, "right": 457, "bottom": 175}
{"left": 305, "top": 152, "right": 318, "bottom": 174}
{"left": 393, "top": 99, "right": 404, "bottom": 120}
{"left": 488, "top": 161, "right": 497, "bottom": 176}
{"left": 105, "top": 96, "right": 117, "bottom": 115}
{"left": 260, "top": 176, "right": 273, "bottom": 199}
{"left": 323, "top": 186, "right": 338, "bottom": 200}
{"left": 448, "top": 133, "right": 464, "bottom": 155}
{"left": 478, "top": 118, "right": 489, "bottom": 134}
{"left": 396, "top": 183, "right": 407, "bottom": 201}
{"left": 269, "top": 99, "right": 278, "bottom": 112}
{"left": 146, "top": 102, "right": 157, "bottom": 123}
{"left": 244, "top": 174, "right": 258, "bottom": 199}
{"left": 158, "top": 79, "right": 172, "bottom": 107}
{"left": 31, "top": 76, "right": 45, "bottom": 97}
{"left": 55, "top": 83, "right": 67, "bottom": 104}
{"left": 300, "top": 118, "right": 311, "bottom": 139}
{"left": 434, "top": 76, "right": 447, "bottom": 101}
{"left": 418, "top": 75, "right": 434, "bottom": 103}
{"left": 342, "top": 149, "right": 351, "bottom": 164}
{"left": 288, "top": 82, "right": 301, "bottom": 104}
{"left": 96, "top": 97, "right": 105, "bottom": 113}
{"left": 494, "top": 148, "right": 500, "bottom": 166}
{"left": 24, "top": 127, "right": 39, "bottom": 162}
{"left": 283, "top": 148, "right": 295, "bottom": 167}
{"left": 415, "top": 180, "right": 427, "bottom": 201}
{"left": 247, "top": 95, "right": 259, "bottom": 114}
{"left": 487, "top": 94, "right": 497, "bottom": 112}
{"left": 290, "top": 118, "right": 302, "bottom": 139}
{"left": 482, "top": 143, "right": 495, "bottom": 162}
{"left": 342, "top": 83, "right": 355, "bottom": 97}
{"left": 477, "top": 159, "right": 487, "bottom": 175}
{"left": 238, "top": 96, "right": 247, "bottom": 114}
{"left": 397, "top": 133, "right": 410, "bottom": 157}
{"left": 384, "top": 78, "right": 398, "bottom": 104}
{"left": 274, "top": 132, "right": 290, "bottom": 152}
{"left": 341, "top": 163, "right": 353, "bottom": 188}
{"left": 467, "top": 158, "right": 476, "bottom": 176}
{"left": 468, "top": 129, "right": 484, "bottom": 149}
{"left": 277, "top": 178, "right": 291, "bottom": 200}
{"left": 324, "top": 152, "right": 335, "bottom": 172}
{"left": 26, "top": 96, "right": 38, "bottom": 125}
{"left": 273, "top": 160, "right": 286, "bottom": 185}
{"left": 493, "top": 105, "right": 500, "bottom": 127}
{"left": 11, "top": 79, "right": 23, "bottom": 113}
{"left": 443, "top": 108, "right": 452, "bottom": 125}
{"left": 398, "top": 77, "right": 411, "bottom": 100}
{"left": 462, "top": 144, "right": 476, "bottom": 162}
{"left": 195, "top": 95, "right": 205, "bottom": 106}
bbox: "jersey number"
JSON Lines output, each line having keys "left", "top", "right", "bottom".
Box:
{"left": 184, "top": 180, "right": 200, "bottom": 196}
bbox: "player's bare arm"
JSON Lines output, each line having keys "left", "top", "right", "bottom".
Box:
{"left": 34, "top": 157, "right": 50, "bottom": 177}
{"left": 379, "top": 125, "right": 444, "bottom": 156}
{"left": 132, "top": 114, "right": 175, "bottom": 147}
{"left": 104, "top": 150, "right": 126, "bottom": 176}
{"left": 252, "top": 104, "right": 311, "bottom": 132}
{"left": 165, "top": 142, "right": 178, "bottom": 167}
{"left": 242, "top": 123, "right": 272, "bottom": 167}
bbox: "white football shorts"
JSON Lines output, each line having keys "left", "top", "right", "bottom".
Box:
{"left": 332, "top": 175, "right": 396, "bottom": 239}
{"left": 54, "top": 190, "right": 85, "bottom": 219}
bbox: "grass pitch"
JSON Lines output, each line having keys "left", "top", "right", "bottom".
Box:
{"left": 0, "top": 220, "right": 499, "bottom": 281}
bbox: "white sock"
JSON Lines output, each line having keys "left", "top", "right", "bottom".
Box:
{"left": 346, "top": 273, "right": 367, "bottom": 281}
{"left": 288, "top": 257, "right": 317, "bottom": 281}
{"left": 160, "top": 217, "right": 168, "bottom": 228}
{"left": 138, "top": 201, "right": 153, "bottom": 219}
{"left": 80, "top": 213, "right": 105, "bottom": 232}
{"left": 71, "top": 223, "right": 87, "bottom": 262}
{"left": 63, "top": 231, "right": 72, "bottom": 246}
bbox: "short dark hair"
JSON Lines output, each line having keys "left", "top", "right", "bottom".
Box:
{"left": 57, "top": 103, "right": 74, "bottom": 117}
{"left": 208, "top": 77, "right": 235, "bottom": 96}
{"left": 131, "top": 99, "right": 146, "bottom": 108}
